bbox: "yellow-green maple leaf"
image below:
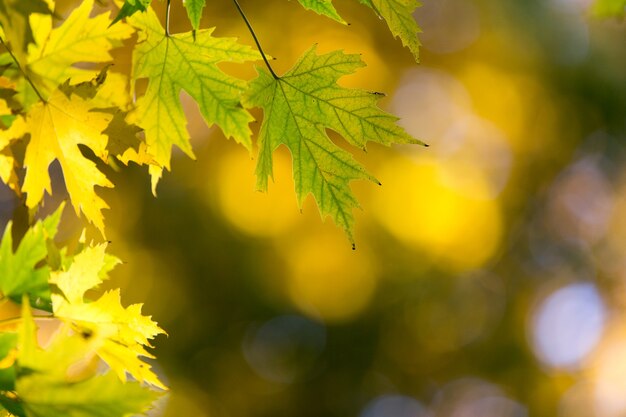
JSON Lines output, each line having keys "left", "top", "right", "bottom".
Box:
{"left": 293, "top": 0, "right": 421, "bottom": 60}
{"left": 21, "top": 87, "right": 113, "bottom": 234}
{"left": 293, "top": 0, "right": 346, "bottom": 23}
{"left": 20, "top": 0, "right": 133, "bottom": 105}
{"left": 50, "top": 244, "right": 166, "bottom": 389}
{"left": 243, "top": 46, "right": 420, "bottom": 242}
{"left": 0, "top": 74, "right": 22, "bottom": 193}
{"left": 130, "top": 8, "right": 259, "bottom": 191}
{"left": 359, "top": 0, "right": 421, "bottom": 61}
{"left": 0, "top": 116, "right": 25, "bottom": 194}
{"left": 17, "top": 301, "right": 161, "bottom": 417}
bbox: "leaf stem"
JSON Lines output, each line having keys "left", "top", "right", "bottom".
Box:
{"left": 165, "top": 0, "right": 172, "bottom": 37}
{"left": 0, "top": 35, "right": 46, "bottom": 102}
{"left": 231, "top": 0, "right": 279, "bottom": 80}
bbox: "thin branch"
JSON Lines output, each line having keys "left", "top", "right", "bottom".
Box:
{"left": 166, "top": 0, "right": 172, "bottom": 37}
{"left": 231, "top": 0, "right": 279, "bottom": 80}
{"left": 0, "top": 35, "right": 46, "bottom": 102}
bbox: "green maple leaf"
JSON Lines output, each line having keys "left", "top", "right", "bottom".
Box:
{"left": 292, "top": 0, "right": 421, "bottom": 60}
{"left": 184, "top": 0, "right": 207, "bottom": 33}
{"left": 0, "top": 333, "right": 18, "bottom": 392}
{"left": 243, "top": 46, "right": 420, "bottom": 243}
{"left": 0, "top": 204, "right": 63, "bottom": 309}
{"left": 111, "top": 0, "right": 152, "bottom": 26}
{"left": 16, "top": 301, "right": 160, "bottom": 417}
{"left": 130, "top": 8, "right": 259, "bottom": 190}
{"left": 359, "top": 0, "right": 422, "bottom": 60}
{"left": 293, "top": 0, "right": 346, "bottom": 23}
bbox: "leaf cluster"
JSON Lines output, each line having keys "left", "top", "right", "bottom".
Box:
{"left": 0, "top": 0, "right": 423, "bottom": 415}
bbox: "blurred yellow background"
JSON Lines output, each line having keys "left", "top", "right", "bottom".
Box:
{"left": 1, "top": 0, "right": 625, "bottom": 416}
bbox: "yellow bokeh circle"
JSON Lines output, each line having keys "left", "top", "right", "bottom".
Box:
{"left": 283, "top": 233, "right": 377, "bottom": 323}
{"left": 213, "top": 148, "right": 298, "bottom": 237}
{"left": 371, "top": 155, "right": 502, "bottom": 271}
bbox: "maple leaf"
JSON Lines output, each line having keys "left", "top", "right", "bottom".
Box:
{"left": 21, "top": 85, "right": 114, "bottom": 235}
{"left": 0, "top": 332, "right": 18, "bottom": 394}
{"left": 358, "top": 0, "right": 422, "bottom": 61}
{"left": 21, "top": 0, "right": 133, "bottom": 104}
{"left": 0, "top": 205, "right": 63, "bottom": 309}
{"left": 184, "top": 0, "right": 207, "bottom": 33}
{"left": 111, "top": 0, "right": 152, "bottom": 26}
{"left": 243, "top": 46, "right": 420, "bottom": 242}
{"left": 50, "top": 244, "right": 166, "bottom": 389}
{"left": 0, "top": 115, "right": 26, "bottom": 194}
{"left": 0, "top": 70, "right": 22, "bottom": 192}
{"left": 294, "top": 0, "right": 347, "bottom": 23}
{"left": 16, "top": 301, "right": 160, "bottom": 417}
{"left": 0, "top": 0, "right": 52, "bottom": 64}
{"left": 130, "top": 8, "right": 259, "bottom": 190}
{"left": 292, "top": 0, "right": 421, "bottom": 60}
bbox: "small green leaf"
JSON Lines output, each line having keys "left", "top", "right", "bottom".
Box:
{"left": 294, "top": 0, "right": 347, "bottom": 23}
{"left": 0, "top": 204, "right": 64, "bottom": 307}
{"left": 244, "top": 46, "right": 420, "bottom": 242}
{"left": 0, "top": 333, "right": 18, "bottom": 391}
{"left": 111, "top": 0, "right": 152, "bottom": 26}
{"left": 292, "top": 0, "right": 421, "bottom": 59}
{"left": 183, "top": 0, "right": 207, "bottom": 32}
{"left": 359, "top": 0, "right": 422, "bottom": 61}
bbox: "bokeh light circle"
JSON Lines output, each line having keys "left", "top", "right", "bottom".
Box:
{"left": 530, "top": 282, "right": 606, "bottom": 370}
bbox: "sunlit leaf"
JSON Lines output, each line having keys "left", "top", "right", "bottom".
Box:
{"left": 244, "top": 46, "right": 419, "bottom": 242}
{"left": 0, "top": 205, "right": 63, "bottom": 308}
{"left": 0, "top": 0, "right": 52, "bottom": 64}
{"left": 359, "top": 0, "right": 421, "bottom": 61}
{"left": 17, "top": 302, "right": 160, "bottom": 417}
{"left": 51, "top": 245, "right": 166, "bottom": 389}
{"left": 111, "top": 0, "right": 152, "bottom": 26}
{"left": 294, "top": 0, "right": 346, "bottom": 23}
{"left": 130, "top": 8, "right": 259, "bottom": 191}
{"left": 20, "top": 85, "right": 113, "bottom": 234}
{"left": 184, "top": 0, "right": 207, "bottom": 33}
{"left": 23, "top": 0, "right": 133, "bottom": 104}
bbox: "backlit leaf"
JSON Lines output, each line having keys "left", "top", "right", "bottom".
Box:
{"left": 23, "top": 0, "right": 133, "bottom": 103}
{"left": 130, "top": 8, "right": 259, "bottom": 191}
{"left": 243, "top": 46, "right": 420, "bottom": 242}
{"left": 184, "top": 0, "right": 207, "bottom": 32}
{"left": 0, "top": 0, "right": 52, "bottom": 64}
{"left": 21, "top": 86, "right": 114, "bottom": 234}
{"left": 17, "top": 303, "right": 160, "bottom": 417}
{"left": 0, "top": 205, "right": 63, "bottom": 308}
{"left": 294, "top": 0, "right": 346, "bottom": 23}
{"left": 51, "top": 245, "right": 166, "bottom": 389}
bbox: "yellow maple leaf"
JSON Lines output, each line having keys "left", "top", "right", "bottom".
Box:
{"left": 22, "top": 88, "right": 113, "bottom": 234}
{"left": 50, "top": 244, "right": 166, "bottom": 389}
{"left": 24, "top": 0, "right": 133, "bottom": 102}
{"left": 0, "top": 115, "right": 26, "bottom": 193}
